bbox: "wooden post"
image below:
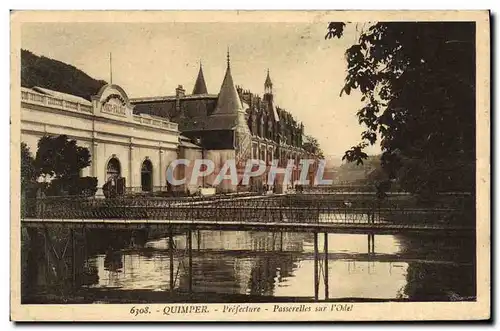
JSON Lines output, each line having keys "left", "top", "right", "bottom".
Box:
{"left": 197, "top": 230, "right": 201, "bottom": 251}
{"left": 371, "top": 233, "right": 375, "bottom": 253}
{"left": 324, "top": 232, "right": 329, "bottom": 300}
{"left": 71, "top": 229, "right": 76, "bottom": 285}
{"left": 169, "top": 228, "right": 174, "bottom": 290}
{"left": 187, "top": 229, "right": 193, "bottom": 293}
{"left": 83, "top": 227, "right": 87, "bottom": 265}
{"left": 280, "top": 232, "right": 284, "bottom": 251}
{"left": 313, "top": 232, "right": 319, "bottom": 300}
{"left": 367, "top": 234, "right": 372, "bottom": 255}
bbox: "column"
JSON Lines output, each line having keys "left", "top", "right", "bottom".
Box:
{"left": 92, "top": 141, "right": 98, "bottom": 178}
{"left": 159, "top": 149, "right": 164, "bottom": 189}
{"left": 128, "top": 143, "right": 134, "bottom": 188}
{"left": 92, "top": 141, "right": 102, "bottom": 195}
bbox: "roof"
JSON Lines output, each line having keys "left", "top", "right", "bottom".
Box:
{"left": 265, "top": 69, "right": 273, "bottom": 88}
{"left": 203, "top": 114, "right": 237, "bottom": 131}
{"left": 270, "top": 103, "right": 280, "bottom": 122}
{"left": 130, "top": 94, "right": 217, "bottom": 103}
{"left": 179, "top": 136, "right": 202, "bottom": 149}
{"left": 29, "top": 86, "right": 92, "bottom": 106}
{"left": 192, "top": 64, "right": 208, "bottom": 95}
{"left": 212, "top": 63, "right": 243, "bottom": 116}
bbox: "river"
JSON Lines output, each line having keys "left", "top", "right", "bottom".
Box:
{"left": 21, "top": 227, "right": 476, "bottom": 303}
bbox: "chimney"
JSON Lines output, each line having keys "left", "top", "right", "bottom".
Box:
{"left": 175, "top": 85, "right": 185, "bottom": 118}
{"left": 176, "top": 85, "right": 186, "bottom": 98}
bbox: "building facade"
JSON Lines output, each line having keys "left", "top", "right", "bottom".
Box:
{"left": 21, "top": 84, "right": 202, "bottom": 194}
{"left": 20, "top": 52, "right": 321, "bottom": 195}
{"left": 132, "top": 53, "right": 319, "bottom": 192}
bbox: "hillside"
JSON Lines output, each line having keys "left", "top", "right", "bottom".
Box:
{"left": 334, "top": 155, "right": 387, "bottom": 185}
{"left": 21, "top": 49, "right": 107, "bottom": 101}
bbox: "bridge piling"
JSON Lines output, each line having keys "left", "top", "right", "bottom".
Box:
{"left": 280, "top": 232, "right": 284, "bottom": 251}
{"left": 324, "top": 232, "right": 329, "bottom": 300}
{"left": 71, "top": 229, "right": 76, "bottom": 285}
{"left": 197, "top": 230, "right": 201, "bottom": 251}
{"left": 169, "top": 228, "right": 174, "bottom": 291}
{"left": 367, "top": 233, "right": 375, "bottom": 254}
{"left": 187, "top": 229, "right": 193, "bottom": 294}
{"left": 313, "top": 232, "right": 319, "bottom": 300}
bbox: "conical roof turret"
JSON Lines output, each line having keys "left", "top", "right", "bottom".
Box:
{"left": 192, "top": 62, "right": 208, "bottom": 95}
{"left": 213, "top": 49, "right": 243, "bottom": 115}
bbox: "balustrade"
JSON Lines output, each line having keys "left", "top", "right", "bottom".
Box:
{"left": 133, "top": 115, "right": 178, "bottom": 131}
{"left": 22, "top": 89, "right": 182, "bottom": 132}
{"left": 22, "top": 90, "right": 94, "bottom": 115}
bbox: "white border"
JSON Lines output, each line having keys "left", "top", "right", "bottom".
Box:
{"left": 3, "top": 2, "right": 497, "bottom": 329}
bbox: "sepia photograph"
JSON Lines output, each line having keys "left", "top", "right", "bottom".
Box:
{"left": 10, "top": 10, "right": 490, "bottom": 321}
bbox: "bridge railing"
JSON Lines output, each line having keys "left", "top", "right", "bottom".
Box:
{"left": 21, "top": 194, "right": 474, "bottom": 229}
{"left": 301, "top": 185, "right": 402, "bottom": 194}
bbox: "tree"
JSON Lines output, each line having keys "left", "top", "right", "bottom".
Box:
{"left": 21, "top": 142, "right": 37, "bottom": 191}
{"left": 302, "top": 135, "right": 324, "bottom": 158}
{"left": 325, "top": 22, "right": 475, "bottom": 195}
{"left": 35, "top": 135, "right": 91, "bottom": 180}
{"left": 34, "top": 135, "right": 96, "bottom": 196}
{"left": 20, "top": 142, "right": 45, "bottom": 216}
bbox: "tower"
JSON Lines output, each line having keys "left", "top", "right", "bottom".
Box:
{"left": 264, "top": 69, "right": 273, "bottom": 99}
{"left": 263, "top": 68, "right": 280, "bottom": 127}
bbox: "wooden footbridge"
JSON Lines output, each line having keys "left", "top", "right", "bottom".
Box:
{"left": 21, "top": 191, "right": 475, "bottom": 302}
{"left": 21, "top": 193, "right": 475, "bottom": 235}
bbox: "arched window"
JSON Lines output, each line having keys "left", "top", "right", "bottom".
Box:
{"left": 106, "top": 157, "right": 121, "bottom": 180}
{"left": 141, "top": 159, "right": 153, "bottom": 192}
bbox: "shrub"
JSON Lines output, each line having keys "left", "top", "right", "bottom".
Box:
{"left": 46, "top": 176, "right": 98, "bottom": 197}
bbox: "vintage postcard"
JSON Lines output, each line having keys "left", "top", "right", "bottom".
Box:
{"left": 10, "top": 10, "right": 490, "bottom": 321}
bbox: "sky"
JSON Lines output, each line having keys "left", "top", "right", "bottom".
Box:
{"left": 21, "top": 22, "right": 381, "bottom": 162}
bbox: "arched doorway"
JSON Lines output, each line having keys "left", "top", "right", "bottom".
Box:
{"left": 141, "top": 159, "right": 153, "bottom": 192}
{"left": 106, "top": 157, "right": 121, "bottom": 180}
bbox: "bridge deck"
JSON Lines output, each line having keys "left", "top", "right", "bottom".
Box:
{"left": 21, "top": 218, "right": 474, "bottom": 234}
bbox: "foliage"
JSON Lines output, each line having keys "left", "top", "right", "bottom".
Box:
{"left": 24, "top": 135, "right": 97, "bottom": 197}
{"left": 325, "top": 22, "right": 475, "bottom": 194}
{"left": 76, "top": 177, "right": 99, "bottom": 197}
{"left": 45, "top": 176, "right": 98, "bottom": 197}
{"left": 35, "top": 135, "right": 91, "bottom": 180}
{"left": 21, "top": 143, "right": 37, "bottom": 190}
{"left": 21, "top": 49, "right": 107, "bottom": 101}
{"left": 335, "top": 154, "right": 398, "bottom": 193}
{"left": 302, "top": 135, "right": 324, "bottom": 158}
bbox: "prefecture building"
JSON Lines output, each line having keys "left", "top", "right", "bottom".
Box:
{"left": 20, "top": 52, "right": 319, "bottom": 194}
{"left": 131, "top": 53, "right": 318, "bottom": 192}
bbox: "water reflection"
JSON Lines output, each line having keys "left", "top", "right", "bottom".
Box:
{"left": 274, "top": 260, "right": 409, "bottom": 300}
{"left": 76, "top": 230, "right": 474, "bottom": 301}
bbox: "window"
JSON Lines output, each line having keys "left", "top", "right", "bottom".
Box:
{"left": 141, "top": 159, "right": 153, "bottom": 192}
{"left": 106, "top": 157, "right": 121, "bottom": 180}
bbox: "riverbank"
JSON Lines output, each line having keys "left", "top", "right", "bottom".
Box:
{"left": 23, "top": 288, "right": 476, "bottom": 304}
